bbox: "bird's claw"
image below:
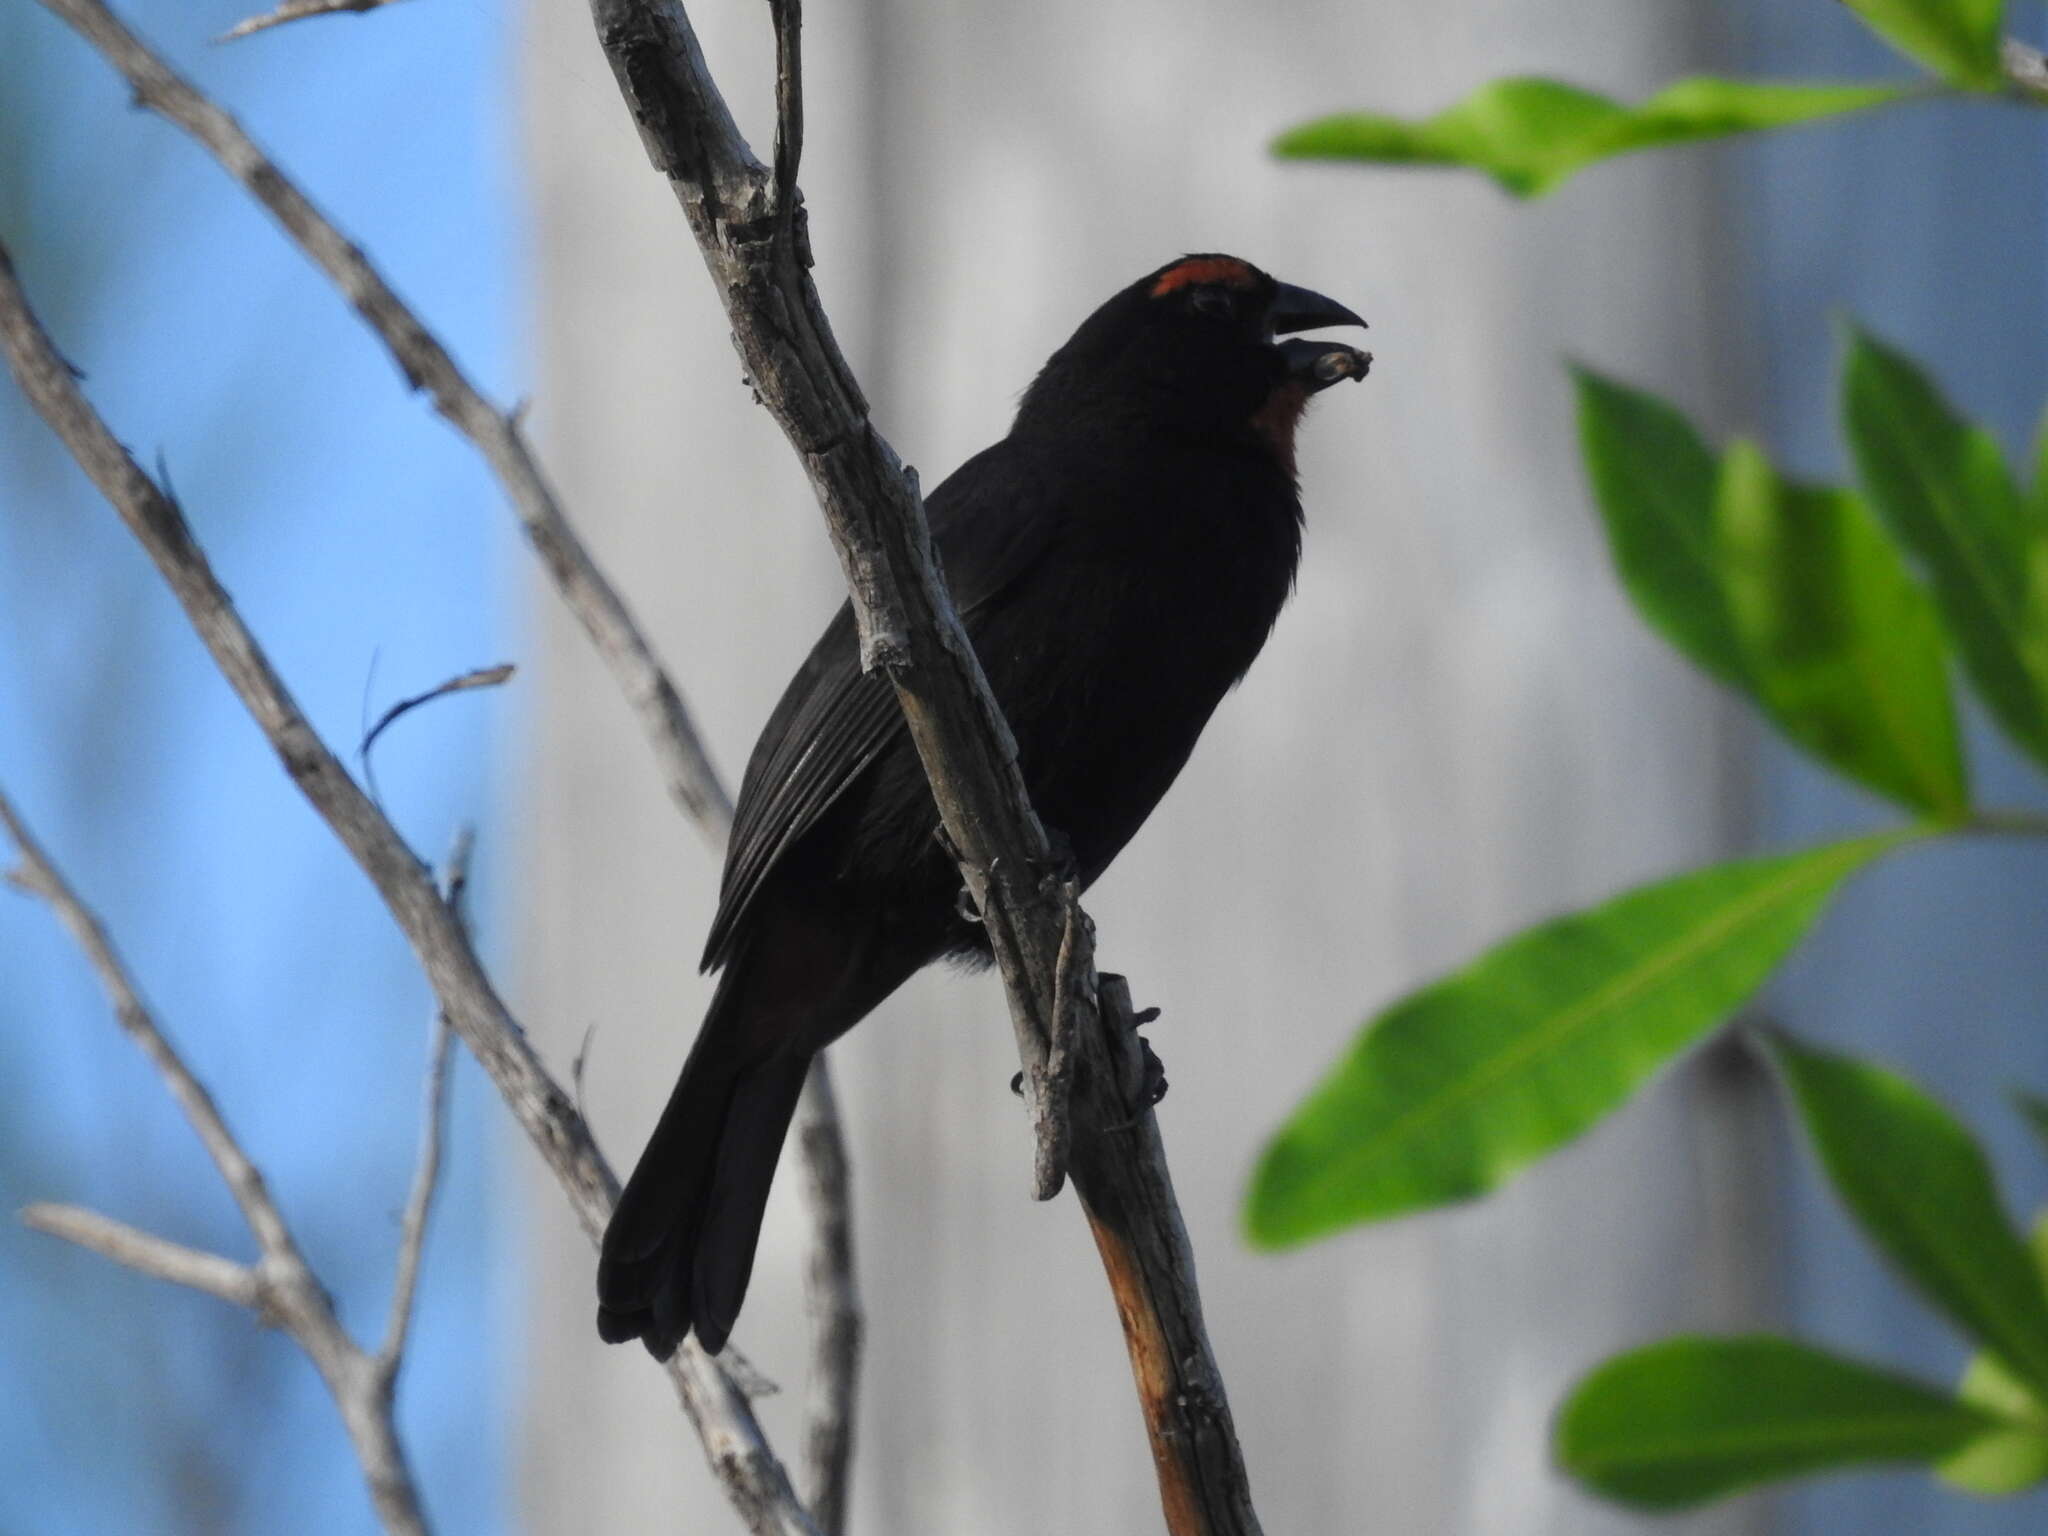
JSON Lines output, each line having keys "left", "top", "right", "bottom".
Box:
{"left": 1137, "top": 1034, "right": 1168, "bottom": 1107}
{"left": 1036, "top": 824, "right": 1079, "bottom": 886}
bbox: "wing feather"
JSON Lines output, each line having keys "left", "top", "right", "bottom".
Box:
{"left": 700, "top": 442, "right": 1063, "bottom": 971}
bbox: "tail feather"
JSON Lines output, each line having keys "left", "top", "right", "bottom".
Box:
{"left": 596, "top": 999, "right": 812, "bottom": 1359}
{"left": 595, "top": 1045, "right": 736, "bottom": 1355}
{"left": 599, "top": 901, "right": 920, "bottom": 1357}
{"left": 690, "top": 1055, "right": 811, "bottom": 1354}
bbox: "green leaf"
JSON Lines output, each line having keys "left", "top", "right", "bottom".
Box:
{"left": 1768, "top": 1033, "right": 2048, "bottom": 1401}
{"left": 1575, "top": 369, "right": 1747, "bottom": 687}
{"left": 1558, "top": 1335, "right": 1999, "bottom": 1509}
{"left": 1576, "top": 369, "right": 1966, "bottom": 817}
{"left": 1244, "top": 835, "right": 1907, "bottom": 1247}
{"left": 1274, "top": 77, "right": 1912, "bottom": 198}
{"left": 1275, "top": 79, "right": 1620, "bottom": 197}
{"left": 1841, "top": 0, "right": 2006, "bottom": 88}
{"left": 1843, "top": 326, "right": 2048, "bottom": 773}
{"left": 1939, "top": 1352, "right": 2048, "bottom": 1494}
{"left": 1714, "top": 440, "right": 1968, "bottom": 818}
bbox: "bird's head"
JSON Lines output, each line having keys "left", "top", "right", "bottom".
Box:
{"left": 1013, "top": 254, "right": 1370, "bottom": 473}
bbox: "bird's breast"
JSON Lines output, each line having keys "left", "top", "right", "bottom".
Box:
{"left": 974, "top": 470, "right": 1301, "bottom": 879}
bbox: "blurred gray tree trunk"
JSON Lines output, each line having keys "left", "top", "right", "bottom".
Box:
{"left": 513, "top": 0, "right": 1773, "bottom": 1531}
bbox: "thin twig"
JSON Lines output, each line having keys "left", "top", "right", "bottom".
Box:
{"left": 767, "top": 0, "right": 803, "bottom": 222}
{"left": 719, "top": 1348, "right": 782, "bottom": 1401}
{"left": 37, "top": 0, "right": 732, "bottom": 850}
{"left": 20, "top": 1204, "right": 261, "bottom": 1310}
{"left": 794, "top": 1062, "right": 859, "bottom": 1535}
{"left": 0, "top": 238, "right": 821, "bottom": 1536}
{"left": 360, "top": 664, "right": 514, "bottom": 805}
{"left": 1, "top": 785, "right": 432, "bottom": 1536}
{"left": 378, "top": 830, "right": 470, "bottom": 1374}
{"left": 767, "top": 14, "right": 849, "bottom": 1467}
{"left": 570, "top": 1021, "right": 598, "bottom": 1119}
{"left": 1030, "top": 890, "right": 1090, "bottom": 1202}
{"left": 217, "top": 0, "right": 398, "bottom": 43}
{"left": 587, "top": 0, "right": 1265, "bottom": 1528}
{"left": 0, "top": 788, "right": 295, "bottom": 1260}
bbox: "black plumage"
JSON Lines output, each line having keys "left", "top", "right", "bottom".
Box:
{"left": 597, "top": 254, "right": 1368, "bottom": 1358}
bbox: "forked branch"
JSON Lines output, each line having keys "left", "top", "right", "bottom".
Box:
{"left": 2, "top": 789, "right": 443, "bottom": 1536}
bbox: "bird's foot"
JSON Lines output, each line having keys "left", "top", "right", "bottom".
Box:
{"left": 938, "top": 822, "right": 1076, "bottom": 919}
{"left": 1136, "top": 1033, "right": 1169, "bottom": 1108}
{"left": 1013, "top": 1041, "right": 1165, "bottom": 1115}
{"left": 1035, "top": 824, "right": 1079, "bottom": 887}
{"left": 1006, "top": 976, "right": 1166, "bottom": 1112}
{"left": 1099, "top": 974, "right": 1165, "bottom": 1120}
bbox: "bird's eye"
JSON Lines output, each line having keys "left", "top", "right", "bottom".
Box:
{"left": 1190, "top": 287, "right": 1233, "bottom": 320}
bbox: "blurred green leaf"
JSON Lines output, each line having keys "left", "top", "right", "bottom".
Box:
{"left": 1842, "top": 0, "right": 2007, "bottom": 88}
{"left": 2018, "top": 1091, "right": 2048, "bottom": 1159}
{"left": 1576, "top": 369, "right": 1745, "bottom": 686}
{"left": 1769, "top": 1033, "right": 2048, "bottom": 1400}
{"left": 2032, "top": 410, "right": 2048, "bottom": 523}
{"left": 1943, "top": 1196, "right": 2048, "bottom": 1493}
{"left": 1274, "top": 77, "right": 1911, "bottom": 197}
{"left": 1939, "top": 1352, "right": 2048, "bottom": 1494}
{"left": 1558, "top": 1335, "right": 1999, "bottom": 1509}
{"left": 1577, "top": 370, "right": 1966, "bottom": 817}
{"left": 1843, "top": 326, "right": 2048, "bottom": 772}
{"left": 1244, "top": 836, "right": 1907, "bottom": 1247}
{"left": 1715, "top": 440, "right": 1967, "bottom": 817}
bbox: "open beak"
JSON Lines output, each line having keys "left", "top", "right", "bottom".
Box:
{"left": 1268, "top": 281, "right": 1368, "bottom": 337}
{"left": 1268, "top": 281, "right": 1371, "bottom": 393}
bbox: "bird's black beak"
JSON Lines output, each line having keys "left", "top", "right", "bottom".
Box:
{"left": 1268, "top": 281, "right": 1368, "bottom": 338}
{"left": 1268, "top": 281, "right": 1370, "bottom": 392}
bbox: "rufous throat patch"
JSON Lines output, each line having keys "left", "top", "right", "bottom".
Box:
{"left": 1249, "top": 380, "right": 1311, "bottom": 479}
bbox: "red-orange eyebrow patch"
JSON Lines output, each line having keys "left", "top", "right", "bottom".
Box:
{"left": 1150, "top": 256, "right": 1257, "bottom": 297}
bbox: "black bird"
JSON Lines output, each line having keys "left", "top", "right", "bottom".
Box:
{"left": 597, "top": 254, "right": 1369, "bottom": 1359}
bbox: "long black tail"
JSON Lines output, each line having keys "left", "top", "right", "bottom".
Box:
{"left": 596, "top": 990, "right": 812, "bottom": 1359}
